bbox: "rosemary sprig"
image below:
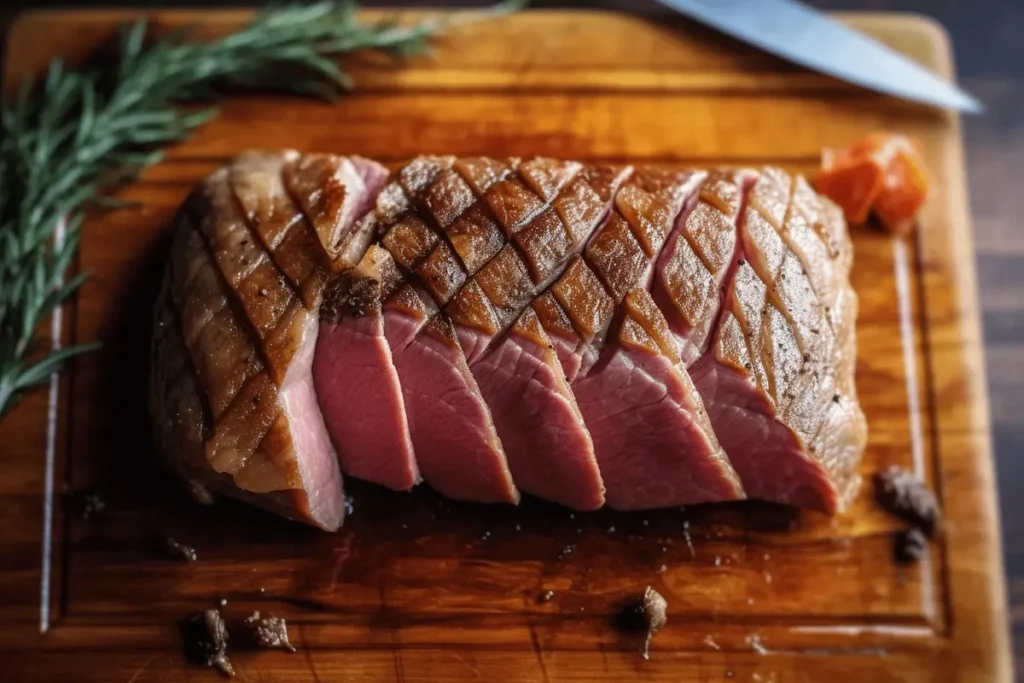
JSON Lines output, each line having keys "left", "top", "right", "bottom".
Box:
{"left": 0, "top": 1, "right": 524, "bottom": 419}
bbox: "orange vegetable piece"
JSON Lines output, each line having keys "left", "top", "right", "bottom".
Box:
{"left": 813, "top": 132, "right": 930, "bottom": 234}
{"left": 812, "top": 157, "right": 884, "bottom": 224}
{"left": 873, "top": 141, "right": 930, "bottom": 235}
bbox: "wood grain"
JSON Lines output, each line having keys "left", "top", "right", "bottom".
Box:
{"left": 0, "top": 8, "right": 1010, "bottom": 682}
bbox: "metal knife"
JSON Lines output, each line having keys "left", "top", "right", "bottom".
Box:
{"left": 652, "top": 0, "right": 981, "bottom": 113}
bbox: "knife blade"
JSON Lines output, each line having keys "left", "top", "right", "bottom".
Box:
{"left": 651, "top": 0, "right": 981, "bottom": 113}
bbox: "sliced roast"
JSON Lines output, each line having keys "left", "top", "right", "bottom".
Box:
{"left": 151, "top": 152, "right": 867, "bottom": 528}
{"left": 373, "top": 158, "right": 629, "bottom": 510}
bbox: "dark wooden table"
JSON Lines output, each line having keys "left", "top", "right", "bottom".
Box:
{"left": 2, "top": 0, "right": 1021, "bottom": 677}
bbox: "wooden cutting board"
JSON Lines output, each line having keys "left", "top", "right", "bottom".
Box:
{"left": 0, "top": 8, "right": 1010, "bottom": 682}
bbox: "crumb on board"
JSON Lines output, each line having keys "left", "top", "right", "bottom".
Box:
{"left": 874, "top": 466, "right": 942, "bottom": 535}
{"left": 182, "top": 609, "right": 234, "bottom": 678}
{"left": 244, "top": 611, "right": 296, "bottom": 652}
{"left": 616, "top": 586, "right": 668, "bottom": 660}
{"left": 895, "top": 527, "right": 928, "bottom": 564}
{"left": 163, "top": 536, "right": 198, "bottom": 562}
{"left": 64, "top": 487, "right": 106, "bottom": 519}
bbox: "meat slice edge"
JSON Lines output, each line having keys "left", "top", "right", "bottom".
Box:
{"left": 464, "top": 163, "right": 631, "bottom": 509}
{"left": 691, "top": 168, "right": 866, "bottom": 513}
{"left": 228, "top": 151, "right": 328, "bottom": 309}
{"left": 314, "top": 245, "right": 420, "bottom": 491}
{"left": 557, "top": 169, "right": 743, "bottom": 509}
{"left": 385, "top": 282, "right": 519, "bottom": 504}
{"left": 472, "top": 308, "right": 601, "bottom": 509}
{"left": 652, "top": 169, "right": 758, "bottom": 365}
{"left": 574, "top": 289, "right": 742, "bottom": 509}
{"left": 155, "top": 198, "right": 344, "bottom": 530}
{"left": 284, "top": 153, "right": 389, "bottom": 270}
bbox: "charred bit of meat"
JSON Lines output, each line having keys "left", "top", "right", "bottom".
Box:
{"left": 616, "top": 586, "right": 668, "bottom": 660}
{"left": 243, "top": 611, "right": 296, "bottom": 652}
{"left": 641, "top": 586, "right": 668, "bottom": 659}
{"left": 182, "top": 609, "right": 234, "bottom": 678}
{"left": 874, "top": 466, "right": 942, "bottom": 535}
{"left": 895, "top": 527, "right": 928, "bottom": 564}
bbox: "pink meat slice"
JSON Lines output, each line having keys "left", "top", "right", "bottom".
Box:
{"left": 545, "top": 168, "right": 742, "bottom": 509}
{"left": 690, "top": 169, "right": 866, "bottom": 513}
{"left": 313, "top": 245, "right": 420, "bottom": 491}
{"left": 366, "top": 157, "right": 528, "bottom": 504}
{"left": 574, "top": 289, "right": 743, "bottom": 509}
{"left": 449, "top": 162, "right": 631, "bottom": 509}
{"left": 472, "top": 308, "right": 602, "bottom": 509}
{"left": 384, "top": 283, "right": 518, "bottom": 504}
